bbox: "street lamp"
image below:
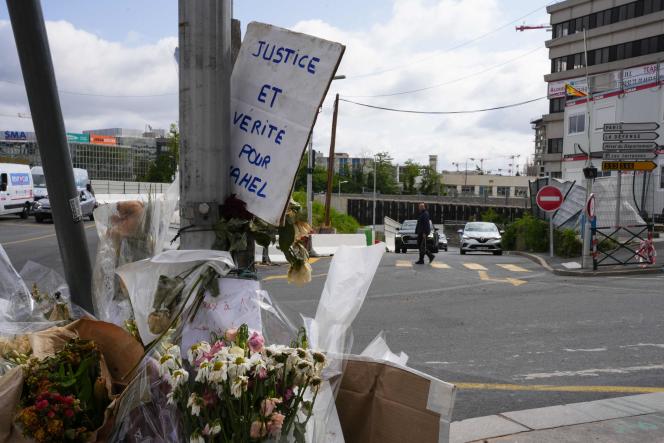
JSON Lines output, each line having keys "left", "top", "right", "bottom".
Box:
{"left": 372, "top": 155, "right": 378, "bottom": 244}
{"left": 338, "top": 179, "right": 348, "bottom": 198}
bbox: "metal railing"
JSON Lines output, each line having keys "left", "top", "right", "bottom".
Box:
{"left": 592, "top": 224, "right": 654, "bottom": 269}
{"left": 90, "top": 180, "right": 169, "bottom": 195}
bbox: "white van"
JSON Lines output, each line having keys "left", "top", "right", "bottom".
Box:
{"left": 31, "top": 166, "right": 90, "bottom": 200}
{"left": 0, "top": 163, "right": 33, "bottom": 218}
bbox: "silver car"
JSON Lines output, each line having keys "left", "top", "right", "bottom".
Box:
{"left": 458, "top": 222, "right": 503, "bottom": 255}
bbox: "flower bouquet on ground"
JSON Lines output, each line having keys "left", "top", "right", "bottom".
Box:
{"left": 159, "top": 324, "right": 325, "bottom": 443}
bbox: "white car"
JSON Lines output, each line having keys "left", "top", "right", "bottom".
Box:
{"left": 0, "top": 163, "right": 32, "bottom": 218}
{"left": 458, "top": 222, "right": 503, "bottom": 255}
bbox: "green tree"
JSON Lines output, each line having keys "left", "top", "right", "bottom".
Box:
{"left": 366, "top": 152, "right": 398, "bottom": 195}
{"left": 143, "top": 123, "right": 179, "bottom": 183}
{"left": 401, "top": 160, "right": 420, "bottom": 194}
{"left": 419, "top": 166, "right": 441, "bottom": 195}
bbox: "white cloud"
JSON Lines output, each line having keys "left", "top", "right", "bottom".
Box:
{"left": 0, "top": 0, "right": 549, "bottom": 173}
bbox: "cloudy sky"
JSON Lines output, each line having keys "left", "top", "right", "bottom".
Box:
{"left": 0, "top": 0, "right": 552, "bottom": 173}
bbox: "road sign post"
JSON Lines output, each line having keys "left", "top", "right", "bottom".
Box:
{"left": 536, "top": 186, "right": 564, "bottom": 258}
{"left": 602, "top": 122, "right": 659, "bottom": 229}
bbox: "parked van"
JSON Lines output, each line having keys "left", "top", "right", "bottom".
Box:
{"left": 0, "top": 163, "right": 33, "bottom": 218}
{"left": 31, "top": 166, "right": 90, "bottom": 200}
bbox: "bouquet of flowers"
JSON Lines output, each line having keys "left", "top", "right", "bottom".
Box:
{"left": 14, "top": 338, "right": 111, "bottom": 443}
{"left": 159, "top": 324, "right": 326, "bottom": 442}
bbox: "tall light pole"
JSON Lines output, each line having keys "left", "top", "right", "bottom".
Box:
{"left": 338, "top": 179, "right": 348, "bottom": 198}
{"left": 321, "top": 75, "right": 346, "bottom": 229}
{"left": 372, "top": 155, "right": 377, "bottom": 243}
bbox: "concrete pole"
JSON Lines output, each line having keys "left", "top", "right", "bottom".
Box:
{"left": 581, "top": 30, "right": 594, "bottom": 269}
{"left": 372, "top": 156, "right": 377, "bottom": 243}
{"left": 615, "top": 171, "right": 622, "bottom": 227}
{"left": 307, "top": 136, "right": 313, "bottom": 226}
{"left": 179, "top": 0, "right": 232, "bottom": 249}
{"left": 6, "top": 0, "right": 93, "bottom": 312}
{"left": 324, "top": 94, "right": 339, "bottom": 227}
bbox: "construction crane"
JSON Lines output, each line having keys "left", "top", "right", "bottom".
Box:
{"left": 515, "top": 24, "right": 552, "bottom": 32}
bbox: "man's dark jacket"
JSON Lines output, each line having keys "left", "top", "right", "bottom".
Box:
{"left": 415, "top": 210, "right": 431, "bottom": 236}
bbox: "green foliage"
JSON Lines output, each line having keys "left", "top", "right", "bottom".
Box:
{"left": 292, "top": 191, "right": 360, "bottom": 233}
{"left": 142, "top": 123, "right": 179, "bottom": 183}
{"left": 481, "top": 208, "right": 505, "bottom": 225}
{"left": 501, "top": 214, "right": 548, "bottom": 252}
{"left": 554, "top": 228, "right": 582, "bottom": 258}
{"left": 419, "top": 166, "right": 441, "bottom": 195}
{"left": 401, "top": 160, "right": 420, "bottom": 194}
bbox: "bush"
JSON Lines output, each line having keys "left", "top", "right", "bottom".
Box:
{"left": 291, "top": 191, "right": 360, "bottom": 234}
{"left": 481, "top": 208, "right": 505, "bottom": 225}
{"left": 554, "top": 228, "right": 582, "bottom": 258}
{"left": 501, "top": 214, "right": 549, "bottom": 253}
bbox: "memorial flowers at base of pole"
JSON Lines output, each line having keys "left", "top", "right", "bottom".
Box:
{"left": 159, "top": 324, "right": 326, "bottom": 442}
{"left": 14, "top": 338, "right": 111, "bottom": 443}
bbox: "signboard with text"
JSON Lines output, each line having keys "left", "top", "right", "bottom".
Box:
{"left": 67, "top": 133, "right": 90, "bottom": 143}
{"left": 90, "top": 134, "right": 116, "bottom": 145}
{"left": 230, "top": 22, "right": 345, "bottom": 224}
{"left": 601, "top": 161, "right": 657, "bottom": 171}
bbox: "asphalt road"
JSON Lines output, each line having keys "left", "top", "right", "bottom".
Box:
{"left": 2, "top": 216, "right": 664, "bottom": 421}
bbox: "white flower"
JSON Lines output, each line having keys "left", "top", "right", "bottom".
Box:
{"left": 195, "top": 361, "right": 212, "bottom": 383}
{"left": 159, "top": 354, "right": 177, "bottom": 377}
{"left": 169, "top": 368, "right": 189, "bottom": 389}
{"left": 190, "top": 431, "right": 205, "bottom": 443}
{"left": 209, "top": 360, "right": 228, "bottom": 383}
{"left": 188, "top": 341, "right": 211, "bottom": 362}
{"left": 202, "top": 421, "right": 222, "bottom": 436}
{"left": 228, "top": 356, "right": 251, "bottom": 379}
{"left": 229, "top": 346, "right": 245, "bottom": 357}
{"left": 187, "top": 393, "right": 203, "bottom": 416}
{"left": 166, "top": 344, "right": 181, "bottom": 359}
{"left": 230, "top": 376, "right": 248, "bottom": 398}
{"left": 166, "top": 391, "right": 176, "bottom": 406}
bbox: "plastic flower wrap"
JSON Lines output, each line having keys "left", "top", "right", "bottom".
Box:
{"left": 160, "top": 324, "right": 326, "bottom": 443}
{"left": 92, "top": 178, "right": 179, "bottom": 329}
{"left": 14, "top": 338, "right": 111, "bottom": 443}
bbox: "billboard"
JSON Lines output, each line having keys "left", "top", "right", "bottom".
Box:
{"left": 89, "top": 134, "right": 116, "bottom": 145}
{"left": 67, "top": 133, "right": 90, "bottom": 143}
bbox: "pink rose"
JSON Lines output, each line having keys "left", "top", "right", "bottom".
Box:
{"left": 261, "top": 397, "right": 282, "bottom": 416}
{"left": 225, "top": 328, "right": 238, "bottom": 342}
{"left": 268, "top": 413, "right": 285, "bottom": 437}
{"left": 249, "top": 420, "right": 267, "bottom": 439}
{"left": 248, "top": 331, "right": 265, "bottom": 353}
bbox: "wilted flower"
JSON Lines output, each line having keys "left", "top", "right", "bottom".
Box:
{"left": 187, "top": 393, "right": 203, "bottom": 416}
{"left": 203, "top": 421, "right": 222, "bottom": 436}
{"left": 248, "top": 331, "right": 265, "bottom": 353}
{"left": 225, "top": 328, "right": 238, "bottom": 342}
{"left": 293, "top": 221, "right": 313, "bottom": 241}
{"left": 190, "top": 430, "right": 205, "bottom": 443}
{"left": 287, "top": 261, "right": 312, "bottom": 286}
{"left": 268, "top": 412, "right": 286, "bottom": 437}
{"left": 170, "top": 368, "right": 189, "bottom": 389}
{"left": 148, "top": 310, "right": 171, "bottom": 335}
{"left": 250, "top": 420, "right": 268, "bottom": 439}
{"left": 195, "top": 361, "right": 211, "bottom": 383}
{"left": 230, "top": 376, "right": 248, "bottom": 398}
{"left": 261, "top": 397, "right": 282, "bottom": 417}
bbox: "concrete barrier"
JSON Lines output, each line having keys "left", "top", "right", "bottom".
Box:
{"left": 254, "top": 242, "right": 288, "bottom": 264}
{"left": 311, "top": 233, "right": 367, "bottom": 256}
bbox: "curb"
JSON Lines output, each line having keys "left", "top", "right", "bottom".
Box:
{"left": 509, "top": 251, "right": 663, "bottom": 277}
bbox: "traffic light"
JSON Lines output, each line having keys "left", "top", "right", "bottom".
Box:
{"left": 583, "top": 165, "right": 598, "bottom": 180}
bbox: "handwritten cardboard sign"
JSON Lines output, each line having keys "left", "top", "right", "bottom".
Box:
{"left": 230, "top": 22, "right": 345, "bottom": 225}
{"left": 181, "top": 278, "right": 263, "bottom": 357}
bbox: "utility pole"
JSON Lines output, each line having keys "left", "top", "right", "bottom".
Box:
{"left": 6, "top": 0, "right": 93, "bottom": 312}
{"left": 581, "top": 29, "right": 594, "bottom": 269}
{"left": 179, "top": 0, "right": 233, "bottom": 249}
{"left": 372, "top": 155, "right": 377, "bottom": 243}
{"left": 307, "top": 136, "right": 313, "bottom": 226}
{"left": 323, "top": 93, "right": 339, "bottom": 228}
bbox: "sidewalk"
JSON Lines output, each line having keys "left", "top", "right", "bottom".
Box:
{"left": 450, "top": 393, "right": 664, "bottom": 442}
{"left": 511, "top": 249, "right": 663, "bottom": 277}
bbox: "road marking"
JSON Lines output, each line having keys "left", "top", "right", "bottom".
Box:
{"left": 2, "top": 223, "right": 103, "bottom": 246}
{"left": 497, "top": 264, "right": 529, "bottom": 272}
{"left": 431, "top": 262, "right": 451, "bottom": 269}
{"left": 262, "top": 272, "right": 327, "bottom": 282}
{"left": 396, "top": 260, "right": 413, "bottom": 268}
{"left": 463, "top": 263, "right": 487, "bottom": 271}
{"left": 453, "top": 382, "right": 664, "bottom": 394}
{"left": 478, "top": 270, "right": 527, "bottom": 287}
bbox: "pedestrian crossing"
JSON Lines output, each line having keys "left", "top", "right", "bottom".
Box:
{"left": 395, "top": 261, "right": 531, "bottom": 273}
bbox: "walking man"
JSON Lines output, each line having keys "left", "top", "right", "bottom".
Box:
{"left": 415, "top": 202, "right": 435, "bottom": 264}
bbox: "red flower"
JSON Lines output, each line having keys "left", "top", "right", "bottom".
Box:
{"left": 35, "top": 400, "right": 49, "bottom": 411}
{"left": 64, "top": 409, "right": 74, "bottom": 418}
{"left": 47, "top": 411, "right": 55, "bottom": 419}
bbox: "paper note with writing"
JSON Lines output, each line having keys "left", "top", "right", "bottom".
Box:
{"left": 182, "top": 278, "right": 263, "bottom": 358}
{"left": 230, "top": 22, "right": 345, "bottom": 225}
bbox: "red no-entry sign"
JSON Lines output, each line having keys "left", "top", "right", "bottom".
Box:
{"left": 536, "top": 186, "right": 564, "bottom": 212}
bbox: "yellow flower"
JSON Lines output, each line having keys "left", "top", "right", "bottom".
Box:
{"left": 293, "top": 221, "right": 312, "bottom": 241}
{"left": 287, "top": 261, "right": 312, "bottom": 286}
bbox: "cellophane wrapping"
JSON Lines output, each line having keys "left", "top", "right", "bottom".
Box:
{"left": 92, "top": 178, "right": 179, "bottom": 327}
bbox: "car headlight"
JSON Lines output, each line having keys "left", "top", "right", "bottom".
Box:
{"left": 462, "top": 234, "right": 469, "bottom": 239}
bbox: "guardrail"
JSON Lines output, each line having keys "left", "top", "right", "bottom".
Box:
{"left": 90, "top": 180, "right": 170, "bottom": 195}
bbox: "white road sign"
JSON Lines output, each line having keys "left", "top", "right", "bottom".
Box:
{"left": 603, "top": 151, "right": 657, "bottom": 160}
{"left": 603, "top": 132, "right": 659, "bottom": 141}
{"left": 603, "top": 122, "right": 660, "bottom": 132}
{"left": 602, "top": 142, "right": 658, "bottom": 151}
{"left": 229, "top": 22, "right": 345, "bottom": 225}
